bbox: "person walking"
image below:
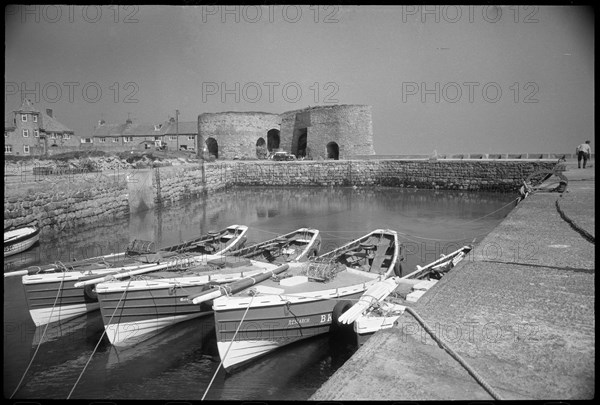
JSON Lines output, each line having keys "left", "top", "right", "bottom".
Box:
{"left": 576, "top": 140, "right": 592, "bottom": 168}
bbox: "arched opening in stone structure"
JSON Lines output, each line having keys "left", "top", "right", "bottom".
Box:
{"left": 205, "top": 137, "right": 218, "bottom": 159}
{"left": 326, "top": 142, "right": 340, "bottom": 160}
{"left": 256, "top": 137, "right": 267, "bottom": 159}
{"left": 267, "top": 129, "right": 280, "bottom": 152}
{"left": 297, "top": 132, "right": 307, "bottom": 158}
{"left": 292, "top": 128, "right": 307, "bottom": 158}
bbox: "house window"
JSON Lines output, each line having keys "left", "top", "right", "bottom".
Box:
{"left": 24, "top": 145, "right": 30, "bottom": 154}
{"left": 50, "top": 133, "right": 56, "bottom": 139}
{"left": 81, "top": 138, "right": 93, "bottom": 144}
{"left": 154, "top": 136, "right": 161, "bottom": 141}
{"left": 23, "top": 129, "right": 29, "bottom": 137}
{"left": 170, "top": 135, "right": 177, "bottom": 140}
{"left": 21, "top": 114, "right": 27, "bottom": 122}
{"left": 64, "top": 133, "right": 71, "bottom": 139}
{"left": 113, "top": 137, "right": 119, "bottom": 142}
{"left": 5, "top": 145, "right": 13, "bottom": 153}
{"left": 34, "top": 130, "right": 39, "bottom": 137}
{"left": 123, "top": 136, "right": 133, "bottom": 143}
{"left": 100, "top": 137, "right": 106, "bottom": 143}
{"left": 33, "top": 115, "right": 37, "bottom": 123}
{"left": 188, "top": 135, "right": 195, "bottom": 140}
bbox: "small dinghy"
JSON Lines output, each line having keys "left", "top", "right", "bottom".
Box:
{"left": 4, "top": 226, "right": 40, "bottom": 257}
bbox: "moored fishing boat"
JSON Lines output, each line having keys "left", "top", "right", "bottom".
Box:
{"left": 225, "top": 227, "right": 321, "bottom": 263}
{"left": 95, "top": 228, "right": 321, "bottom": 347}
{"left": 16, "top": 225, "right": 248, "bottom": 327}
{"left": 338, "top": 244, "right": 473, "bottom": 346}
{"left": 4, "top": 226, "right": 40, "bottom": 257}
{"left": 211, "top": 229, "right": 402, "bottom": 372}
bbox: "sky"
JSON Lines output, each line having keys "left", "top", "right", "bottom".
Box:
{"left": 4, "top": 5, "right": 594, "bottom": 155}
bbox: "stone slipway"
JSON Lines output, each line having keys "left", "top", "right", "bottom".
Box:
{"left": 311, "top": 163, "right": 595, "bottom": 400}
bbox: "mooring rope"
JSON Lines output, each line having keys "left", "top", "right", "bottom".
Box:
{"left": 10, "top": 273, "right": 66, "bottom": 399}
{"left": 201, "top": 294, "right": 256, "bottom": 401}
{"left": 67, "top": 277, "right": 133, "bottom": 399}
{"left": 403, "top": 306, "right": 503, "bottom": 400}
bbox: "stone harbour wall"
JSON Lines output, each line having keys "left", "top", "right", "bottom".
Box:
{"left": 228, "top": 160, "right": 555, "bottom": 191}
{"left": 4, "top": 178, "right": 129, "bottom": 236}
{"left": 4, "top": 159, "right": 555, "bottom": 236}
{"left": 153, "top": 163, "right": 232, "bottom": 207}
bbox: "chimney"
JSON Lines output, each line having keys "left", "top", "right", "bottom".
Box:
{"left": 46, "top": 108, "right": 53, "bottom": 118}
{"left": 126, "top": 118, "right": 132, "bottom": 125}
{"left": 98, "top": 119, "right": 106, "bottom": 126}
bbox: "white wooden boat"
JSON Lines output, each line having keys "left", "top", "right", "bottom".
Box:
{"left": 225, "top": 227, "right": 321, "bottom": 263}
{"left": 17, "top": 225, "right": 248, "bottom": 327}
{"left": 337, "top": 244, "right": 472, "bottom": 346}
{"left": 211, "top": 229, "right": 402, "bottom": 372}
{"left": 4, "top": 226, "right": 40, "bottom": 257}
{"left": 95, "top": 228, "right": 321, "bottom": 347}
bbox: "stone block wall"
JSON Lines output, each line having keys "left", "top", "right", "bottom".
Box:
{"left": 152, "top": 163, "right": 232, "bottom": 207}
{"left": 227, "top": 160, "right": 555, "bottom": 192}
{"left": 4, "top": 178, "right": 129, "bottom": 237}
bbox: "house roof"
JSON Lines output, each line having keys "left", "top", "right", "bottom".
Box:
{"left": 14, "top": 99, "right": 41, "bottom": 115}
{"left": 93, "top": 119, "right": 196, "bottom": 137}
{"left": 40, "top": 110, "right": 73, "bottom": 133}
{"left": 164, "top": 121, "right": 196, "bottom": 135}
{"left": 4, "top": 116, "right": 16, "bottom": 131}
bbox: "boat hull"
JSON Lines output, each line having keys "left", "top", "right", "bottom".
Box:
{"left": 97, "top": 280, "right": 214, "bottom": 346}
{"left": 4, "top": 228, "right": 40, "bottom": 257}
{"left": 214, "top": 288, "right": 367, "bottom": 371}
{"left": 22, "top": 274, "right": 111, "bottom": 326}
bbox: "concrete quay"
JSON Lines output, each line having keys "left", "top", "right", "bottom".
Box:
{"left": 311, "top": 161, "right": 595, "bottom": 400}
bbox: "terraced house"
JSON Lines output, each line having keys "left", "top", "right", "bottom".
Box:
{"left": 4, "top": 99, "right": 78, "bottom": 156}
{"left": 87, "top": 116, "right": 197, "bottom": 153}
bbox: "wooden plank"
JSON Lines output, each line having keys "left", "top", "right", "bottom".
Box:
{"left": 370, "top": 239, "right": 392, "bottom": 272}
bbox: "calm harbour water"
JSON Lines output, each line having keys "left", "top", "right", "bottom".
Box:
{"left": 4, "top": 186, "right": 517, "bottom": 400}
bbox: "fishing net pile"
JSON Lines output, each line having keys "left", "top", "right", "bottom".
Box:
{"left": 300, "top": 261, "right": 345, "bottom": 282}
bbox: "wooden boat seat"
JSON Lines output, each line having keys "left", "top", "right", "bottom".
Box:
{"left": 295, "top": 238, "right": 312, "bottom": 243}
{"left": 221, "top": 234, "right": 235, "bottom": 240}
{"left": 344, "top": 250, "right": 367, "bottom": 257}
{"left": 370, "top": 239, "right": 393, "bottom": 273}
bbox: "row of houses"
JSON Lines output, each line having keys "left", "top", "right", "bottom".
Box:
{"left": 87, "top": 116, "right": 197, "bottom": 152}
{"left": 4, "top": 100, "right": 197, "bottom": 156}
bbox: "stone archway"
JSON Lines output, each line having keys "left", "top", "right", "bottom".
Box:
{"left": 292, "top": 128, "right": 307, "bottom": 158}
{"left": 256, "top": 137, "right": 267, "bottom": 159}
{"left": 327, "top": 142, "right": 339, "bottom": 160}
{"left": 205, "top": 137, "right": 218, "bottom": 159}
{"left": 267, "top": 129, "right": 280, "bottom": 152}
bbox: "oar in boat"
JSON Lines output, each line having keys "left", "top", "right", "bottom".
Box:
{"left": 4, "top": 251, "right": 129, "bottom": 278}
{"left": 338, "top": 277, "right": 400, "bottom": 325}
{"left": 404, "top": 245, "right": 472, "bottom": 279}
{"left": 73, "top": 255, "right": 205, "bottom": 288}
{"left": 3, "top": 254, "right": 151, "bottom": 278}
{"left": 186, "top": 263, "right": 290, "bottom": 305}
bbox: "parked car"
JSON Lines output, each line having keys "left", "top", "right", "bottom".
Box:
{"left": 270, "top": 151, "right": 296, "bottom": 161}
